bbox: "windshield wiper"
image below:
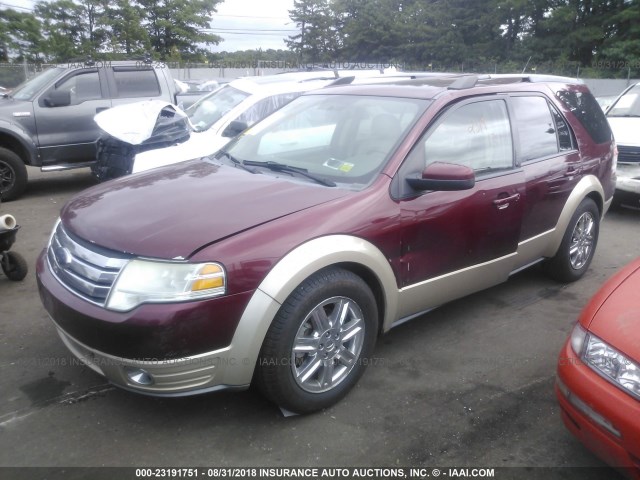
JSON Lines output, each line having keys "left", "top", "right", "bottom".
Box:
{"left": 216, "top": 151, "right": 258, "bottom": 174}
{"left": 242, "top": 160, "right": 336, "bottom": 187}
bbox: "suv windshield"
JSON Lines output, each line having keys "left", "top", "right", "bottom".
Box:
{"left": 10, "top": 67, "right": 64, "bottom": 101}
{"left": 607, "top": 84, "right": 640, "bottom": 117}
{"left": 225, "top": 94, "right": 429, "bottom": 190}
{"left": 185, "top": 84, "right": 250, "bottom": 132}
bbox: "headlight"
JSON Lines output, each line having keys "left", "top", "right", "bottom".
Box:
{"left": 579, "top": 328, "right": 640, "bottom": 400}
{"left": 106, "top": 259, "right": 226, "bottom": 312}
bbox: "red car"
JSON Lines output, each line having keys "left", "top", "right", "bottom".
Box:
{"left": 37, "top": 74, "right": 616, "bottom": 414}
{"left": 556, "top": 258, "right": 640, "bottom": 478}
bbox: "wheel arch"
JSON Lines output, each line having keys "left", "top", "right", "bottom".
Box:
{"left": 0, "top": 124, "right": 38, "bottom": 166}
{"left": 220, "top": 235, "right": 399, "bottom": 386}
{"left": 543, "top": 175, "right": 604, "bottom": 258}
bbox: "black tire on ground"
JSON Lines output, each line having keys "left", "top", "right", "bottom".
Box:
{"left": 256, "top": 267, "right": 378, "bottom": 414}
{"left": 1, "top": 251, "right": 28, "bottom": 281}
{"left": 0, "top": 147, "right": 28, "bottom": 201}
{"left": 544, "top": 197, "right": 600, "bottom": 283}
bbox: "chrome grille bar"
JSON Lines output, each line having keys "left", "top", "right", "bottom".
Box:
{"left": 47, "top": 222, "right": 130, "bottom": 306}
{"left": 618, "top": 145, "right": 640, "bottom": 164}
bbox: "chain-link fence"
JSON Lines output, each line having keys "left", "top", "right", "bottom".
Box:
{"left": 1, "top": 61, "right": 637, "bottom": 97}
{"left": 0, "top": 62, "right": 58, "bottom": 89}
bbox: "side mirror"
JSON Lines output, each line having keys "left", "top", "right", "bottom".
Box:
{"left": 407, "top": 162, "right": 475, "bottom": 191}
{"left": 222, "top": 120, "right": 249, "bottom": 138}
{"left": 44, "top": 89, "right": 71, "bottom": 107}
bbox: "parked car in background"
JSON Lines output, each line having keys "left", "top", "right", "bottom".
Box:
{"left": 38, "top": 74, "right": 615, "bottom": 414}
{"left": 176, "top": 79, "right": 221, "bottom": 109}
{"left": 556, "top": 258, "right": 640, "bottom": 479}
{"left": 606, "top": 82, "right": 640, "bottom": 208}
{"left": 596, "top": 95, "right": 617, "bottom": 111}
{"left": 0, "top": 59, "right": 190, "bottom": 201}
{"left": 92, "top": 70, "right": 433, "bottom": 181}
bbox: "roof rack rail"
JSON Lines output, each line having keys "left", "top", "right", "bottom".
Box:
{"left": 480, "top": 74, "right": 583, "bottom": 84}
{"left": 329, "top": 76, "right": 355, "bottom": 86}
{"left": 447, "top": 75, "right": 478, "bottom": 90}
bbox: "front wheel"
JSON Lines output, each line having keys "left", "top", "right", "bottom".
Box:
{"left": 0, "top": 147, "right": 28, "bottom": 201}
{"left": 256, "top": 268, "right": 378, "bottom": 414}
{"left": 544, "top": 197, "right": 599, "bottom": 283}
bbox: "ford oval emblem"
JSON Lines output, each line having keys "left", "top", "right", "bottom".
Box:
{"left": 53, "top": 246, "right": 73, "bottom": 267}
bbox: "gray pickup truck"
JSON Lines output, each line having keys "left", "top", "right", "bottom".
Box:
{"left": 0, "top": 60, "right": 182, "bottom": 200}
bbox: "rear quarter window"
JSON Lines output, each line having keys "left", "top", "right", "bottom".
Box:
{"left": 556, "top": 90, "right": 612, "bottom": 145}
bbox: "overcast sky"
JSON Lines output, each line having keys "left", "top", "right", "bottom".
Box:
{"left": 211, "top": 0, "right": 297, "bottom": 52}
{"left": 8, "top": 0, "right": 297, "bottom": 52}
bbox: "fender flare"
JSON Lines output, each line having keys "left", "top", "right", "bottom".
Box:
{"left": 221, "top": 235, "right": 399, "bottom": 386}
{"left": 0, "top": 120, "right": 38, "bottom": 165}
{"left": 543, "top": 175, "right": 605, "bottom": 258}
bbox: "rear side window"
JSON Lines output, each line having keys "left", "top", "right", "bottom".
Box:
{"left": 112, "top": 68, "right": 161, "bottom": 97}
{"left": 556, "top": 90, "right": 612, "bottom": 144}
{"left": 511, "top": 96, "right": 560, "bottom": 161}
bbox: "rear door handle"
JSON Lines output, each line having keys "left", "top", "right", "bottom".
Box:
{"left": 564, "top": 165, "right": 582, "bottom": 177}
{"left": 493, "top": 193, "right": 520, "bottom": 210}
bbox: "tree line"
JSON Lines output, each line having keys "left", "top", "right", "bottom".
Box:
{"left": 1, "top": 0, "right": 639, "bottom": 78}
{"left": 287, "top": 0, "right": 640, "bottom": 77}
{"left": 0, "top": 0, "right": 222, "bottom": 63}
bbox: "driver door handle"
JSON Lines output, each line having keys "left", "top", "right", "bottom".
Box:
{"left": 493, "top": 193, "right": 521, "bottom": 210}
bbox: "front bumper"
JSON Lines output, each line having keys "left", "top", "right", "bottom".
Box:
{"left": 556, "top": 339, "right": 640, "bottom": 477}
{"left": 615, "top": 164, "right": 640, "bottom": 205}
{"left": 54, "top": 321, "right": 247, "bottom": 396}
{"left": 36, "top": 250, "right": 269, "bottom": 396}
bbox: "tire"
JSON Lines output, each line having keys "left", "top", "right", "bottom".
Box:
{"left": 0, "top": 147, "right": 28, "bottom": 202}
{"left": 2, "top": 251, "right": 28, "bottom": 281}
{"left": 257, "top": 267, "right": 378, "bottom": 414}
{"left": 544, "top": 198, "right": 599, "bottom": 283}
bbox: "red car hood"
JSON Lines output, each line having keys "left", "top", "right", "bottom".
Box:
{"left": 61, "top": 159, "right": 349, "bottom": 259}
{"left": 585, "top": 258, "right": 640, "bottom": 362}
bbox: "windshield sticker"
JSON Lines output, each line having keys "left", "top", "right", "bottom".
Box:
{"left": 323, "top": 158, "right": 354, "bottom": 172}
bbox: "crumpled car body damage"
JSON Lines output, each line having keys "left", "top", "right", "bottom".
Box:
{"left": 92, "top": 100, "right": 190, "bottom": 181}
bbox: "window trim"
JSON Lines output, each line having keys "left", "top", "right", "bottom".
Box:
{"left": 391, "top": 95, "right": 518, "bottom": 200}
{"left": 38, "top": 67, "right": 105, "bottom": 107}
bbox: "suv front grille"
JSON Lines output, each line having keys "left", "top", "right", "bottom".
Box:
{"left": 47, "top": 222, "right": 130, "bottom": 306}
{"left": 618, "top": 145, "right": 640, "bottom": 164}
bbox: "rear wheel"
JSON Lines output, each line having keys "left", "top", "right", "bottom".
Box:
{"left": 0, "top": 148, "right": 28, "bottom": 201}
{"left": 257, "top": 268, "right": 378, "bottom": 414}
{"left": 544, "top": 198, "right": 599, "bottom": 282}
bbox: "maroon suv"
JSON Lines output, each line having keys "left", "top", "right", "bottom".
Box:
{"left": 37, "top": 75, "right": 616, "bottom": 414}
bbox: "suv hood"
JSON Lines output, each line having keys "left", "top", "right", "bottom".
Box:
{"left": 607, "top": 117, "right": 640, "bottom": 146}
{"left": 61, "top": 158, "right": 349, "bottom": 259}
